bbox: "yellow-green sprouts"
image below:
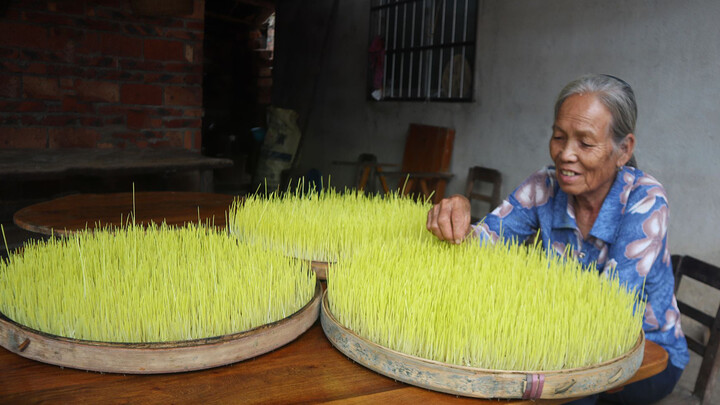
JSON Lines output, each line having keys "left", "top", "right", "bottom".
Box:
{"left": 0, "top": 223, "right": 316, "bottom": 343}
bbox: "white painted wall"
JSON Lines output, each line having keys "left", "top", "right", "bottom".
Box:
{"left": 274, "top": 0, "right": 720, "bottom": 264}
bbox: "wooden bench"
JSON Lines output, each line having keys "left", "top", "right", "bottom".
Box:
{"left": 0, "top": 149, "right": 233, "bottom": 192}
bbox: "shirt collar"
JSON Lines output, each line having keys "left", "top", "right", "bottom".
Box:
{"left": 589, "top": 167, "right": 632, "bottom": 243}
{"left": 550, "top": 166, "right": 633, "bottom": 243}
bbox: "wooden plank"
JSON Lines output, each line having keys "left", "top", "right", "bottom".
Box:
{"left": 0, "top": 149, "right": 232, "bottom": 181}
{"left": 13, "top": 192, "right": 236, "bottom": 236}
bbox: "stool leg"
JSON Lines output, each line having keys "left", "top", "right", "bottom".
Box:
{"left": 358, "top": 166, "right": 371, "bottom": 191}
{"left": 376, "top": 167, "right": 390, "bottom": 194}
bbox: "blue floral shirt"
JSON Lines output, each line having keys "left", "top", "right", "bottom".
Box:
{"left": 474, "top": 166, "right": 689, "bottom": 369}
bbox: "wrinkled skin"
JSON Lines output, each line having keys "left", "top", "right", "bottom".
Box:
{"left": 426, "top": 194, "right": 471, "bottom": 244}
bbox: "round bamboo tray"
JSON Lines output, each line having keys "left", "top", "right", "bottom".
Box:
{"left": 320, "top": 291, "right": 644, "bottom": 399}
{"left": 0, "top": 281, "right": 321, "bottom": 374}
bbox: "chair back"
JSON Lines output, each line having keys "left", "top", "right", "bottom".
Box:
{"left": 397, "top": 123, "right": 455, "bottom": 203}
{"left": 672, "top": 254, "right": 720, "bottom": 404}
{"left": 464, "top": 166, "right": 502, "bottom": 222}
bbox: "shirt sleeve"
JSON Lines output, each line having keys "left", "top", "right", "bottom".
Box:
{"left": 473, "top": 167, "right": 553, "bottom": 243}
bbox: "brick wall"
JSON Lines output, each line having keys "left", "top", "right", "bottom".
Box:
{"left": 0, "top": 0, "right": 205, "bottom": 150}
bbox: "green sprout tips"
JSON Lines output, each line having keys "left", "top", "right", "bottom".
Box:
{"left": 327, "top": 237, "right": 645, "bottom": 371}
{"left": 0, "top": 223, "right": 316, "bottom": 343}
{"left": 228, "top": 185, "right": 434, "bottom": 263}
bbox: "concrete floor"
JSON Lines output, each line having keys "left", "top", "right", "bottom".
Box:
{"left": 654, "top": 351, "right": 702, "bottom": 405}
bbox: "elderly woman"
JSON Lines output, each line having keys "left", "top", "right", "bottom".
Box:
{"left": 427, "top": 74, "right": 688, "bottom": 405}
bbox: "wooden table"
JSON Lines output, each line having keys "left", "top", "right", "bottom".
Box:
{"left": 0, "top": 320, "right": 667, "bottom": 405}
{"left": 13, "top": 191, "right": 236, "bottom": 236}
{"left": 4, "top": 192, "right": 669, "bottom": 403}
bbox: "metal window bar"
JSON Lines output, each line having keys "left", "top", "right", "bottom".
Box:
{"left": 369, "top": 0, "right": 476, "bottom": 102}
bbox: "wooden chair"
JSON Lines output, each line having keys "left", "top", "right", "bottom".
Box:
{"left": 464, "top": 166, "right": 502, "bottom": 223}
{"left": 672, "top": 254, "right": 720, "bottom": 404}
{"left": 390, "top": 123, "right": 455, "bottom": 204}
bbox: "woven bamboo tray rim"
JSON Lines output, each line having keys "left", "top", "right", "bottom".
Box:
{"left": 310, "top": 260, "right": 330, "bottom": 280}
{"left": 320, "top": 291, "right": 644, "bottom": 399}
{"left": 0, "top": 281, "right": 321, "bottom": 373}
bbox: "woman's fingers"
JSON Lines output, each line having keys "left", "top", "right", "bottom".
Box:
{"left": 426, "top": 195, "right": 471, "bottom": 243}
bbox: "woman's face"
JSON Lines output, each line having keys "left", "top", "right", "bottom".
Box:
{"left": 549, "top": 93, "right": 633, "bottom": 205}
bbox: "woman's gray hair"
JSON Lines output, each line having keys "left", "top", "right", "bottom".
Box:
{"left": 554, "top": 74, "right": 637, "bottom": 167}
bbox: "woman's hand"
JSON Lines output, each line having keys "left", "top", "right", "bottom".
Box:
{"left": 426, "top": 194, "right": 472, "bottom": 244}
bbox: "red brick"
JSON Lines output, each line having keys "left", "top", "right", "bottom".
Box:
{"left": 185, "top": 21, "right": 204, "bottom": 32}
{"left": 76, "top": 80, "right": 120, "bottom": 103}
{"left": 60, "top": 78, "right": 74, "bottom": 88}
{"left": 0, "top": 115, "right": 20, "bottom": 125}
{"left": 156, "top": 107, "right": 184, "bottom": 116}
{"left": 80, "top": 117, "right": 104, "bottom": 127}
{"left": 193, "top": 130, "right": 201, "bottom": 150}
{"left": 101, "top": 33, "right": 142, "bottom": 58}
{"left": 84, "top": 19, "right": 120, "bottom": 32}
{"left": 164, "top": 118, "right": 200, "bottom": 129}
{"left": 183, "top": 132, "right": 193, "bottom": 150}
{"left": 183, "top": 108, "right": 203, "bottom": 118}
{"left": 149, "top": 139, "right": 172, "bottom": 148}
{"left": 0, "top": 47, "right": 20, "bottom": 58}
{"left": 18, "top": 101, "right": 47, "bottom": 112}
{"left": 42, "top": 115, "right": 81, "bottom": 126}
{"left": 77, "top": 32, "right": 101, "bottom": 54}
{"left": 104, "top": 115, "right": 124, "bottom": 126}
{"left": 164, "top": 131, "right": 185, "bottom": 148}
{"left": 24, "top": 11, "right": 75, "bottom": 26}
{"left": 48, "top": 1, "right": 85, "bottom": 15}
{"left": 164, "top": 29, "right": 199, "bottom": 41}
{"left": 97, "top": 105, "right": 129, "bottom": 115}
{"left": 0, "top": 22, "right": 47, "bottom": 48}
{"left": 127, "top": 109, "right": 150, "bottom": 130}
{"left": 1, "top": 60, "right": 47, "bottom": 74}
{"left": 164, "top": 86, "right": 201, "bottom": 107}
{"left": 121, "top": 83, "right": 162, "bottom": 105}
{"left": 48, "top": 128, "right": 100, "bottom": 148}
{"left": 118, "top": 59, "right": 165, "bottom": 72}
{"left": 112, "top": 132, "right": 142, "bottom": 142}
{"left": 97, "top": 142, "right": 115, "bottom": 149}
{"left": 23, "top": 76, "right": 61, "bottom": 99}
{"left": 25, "top": 116, "right": 43, "bottom": 125}
{"left": 122, "top": 23, "right": 162, "bottom": 37}
{"left": 0, "top": 127, "right": 47, "bottom": 148}
{"left": 164, "top": 63, "right": 202, "bottom": 74}
{"left": 144, "top": 39, "right": 185, "bottom": 61}
{"left": 78, "top": 55, "right": 117, "bottom": 68}
{"left": 61, "top": 97, "right": 92, "bottom": 113}
{"left": 47, "top": 64, "right": 84, "bottom": 77}
{"left": 0, "top": 101, "right": 19, "bottom": 110}
{"left": 48, "top": 27, "right": 84, "bottom": 48}
{"left": 0, "top": 74, "right": 21, "bottom": 98}
{"left": 143, "top": 73, "right": 176, "bottom": 83}
{"left": 182, "top": 74, "right": 202, "bottom": 85}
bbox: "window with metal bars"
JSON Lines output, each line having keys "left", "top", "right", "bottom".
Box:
{"left": 368, "top": 0, "right": 478, "bottom": 102}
